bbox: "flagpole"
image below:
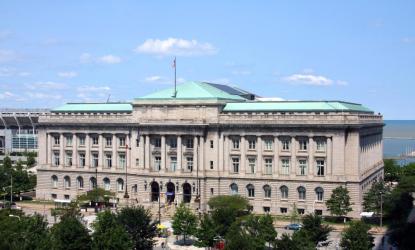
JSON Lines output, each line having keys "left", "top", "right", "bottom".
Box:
{"left": 174, "top": 56, "right": 177, "bottom": 97}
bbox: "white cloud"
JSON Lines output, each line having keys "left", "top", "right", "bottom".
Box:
{"left": 58, "top": 71, "right": 78, "bottom": 78}
{"left": 76, "top": 85, "right": 111, "bottom": 102}
{"left": 97, "top": 55, "right": 122, "bottom": 64}
{"left": 402, "top": 37, "right": 415, "bottom": 44}
{"left": 283, "top": 73, "right": 333, "bottom": 86}
{"left": 0, "top": 49, "right": 18, "bottom": 63}
{"left": 336, "top": 80, "right": 349, "bottom": 86}
{"left": 0, "top": 91, "right": 14, "bottom": 99}
{"left": 0, "top": 68, "right": 30, "bottom": 77}
{"left": 25, "top": 92, "right": 62, "bottom": 100}
{"left": 0, "top": 30, "right": 12, "bottom": 41}
{"left": 77, "top": 85, "right": 111, "bottom": 92}
{"left": 144, "top": 75, "right": 185, "bottom": 85}
{"left": 135, "top": 38, "right": 217, "bottom": 56}
{"left": 26, "top": 81, "right": 67, "bottom": 90}
{"left": 80, "top": 53, "right": 122, "bottom": 64}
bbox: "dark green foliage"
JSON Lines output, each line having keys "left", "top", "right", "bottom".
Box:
{"left": 117, "top": 205, "right": 157, "bottom": 250}
{"left": 0, "top": 156, "right": 36, "bottom": 199}
{"left": 92, "top": 210, "right": 133, "bottom": 250}
{"left": 26, "top": 154, "right": 36, "bottom": 167}
{"left": 275, "top": 232, "right": 315, "bottom": 250}
{"left": 50, "top": 213, "right": 92, "bottom": 250}
{"left": 194, "top": 213, "right": 217, "bottom": 247}
{"left": 340, "top": 221, "right": 374, "bottom": 250}
{"left": 384, "top": 175, "right": 415, "bottom": 226}
{"left": 363, "top": 180, "right": 390, "bottom": 215}
{"left": 0, "top": 210, "right": 49, "bottom": 250}
{"left": 208, "top": 195, "right": 250, "bottom": 212}
{"left": 78, "top": 187, "right": 115, "bottom": 203}
{"left": 389, "top": 222, "right": 415, "bottom": 250}
{"left": 383, "top": 159, "right": 401, "bottom": 182}
{"left": 172, "top": 203, "right": 198, "bottom": 244}
{"left": 326, "top": 186, "right": 353, "bottom": 217}
{"left": 300, "top": 213, "right": 332, "bottom": 245}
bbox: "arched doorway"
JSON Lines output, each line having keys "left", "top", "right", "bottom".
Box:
{"left": 166, "top": 182, "right": 175, "bottom": 203}
{"left": 183, "top": 183, "right": 192, "bottom": 203}
{"left": 151, "top": 182, "right": 160, "bottom": 202}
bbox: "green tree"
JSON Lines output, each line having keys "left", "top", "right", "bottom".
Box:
{"left": 275, "top": 232, "right": 315, "bottom": 250}
{"left": 208, "top": 195, "right": 250, "bottom": 212}
{"left": 383, "top": 159, "right": 401, "bottom": 182}
{"left": 290, "top": 203, "right": 300, "bottom": 223}
{"left": 77, "top": 187, "right": 115, "bottom": 204}
{"left": 117, "top": 206, "right": 157, "bottom": 250}
{"left": 363, "top": 180, "right": 390, "bottom": 215}
{"left": 225, "top": 220, "right": 257, "bottom": 250}
{"left": 26, "top": 154, "right": 36, "bottom": 167}
{"left": 389, "top": 222, "right": 415, "bottom": 250}
{"left": 172, "top": 203, "right": 198, "bottom": 245}
{"left": 326, "top": 186, "right": 353, "bottom": 219}
{"left": 194, "top": 213, "right": 217, "bottom": 247}
{"left": 300, "top": 213, "right": 332, "bottom": 246}
{"left": 50, "top": 213, "right": 92, "bottom": 250}
{"left": 92, "top": 210, "right": 132, "bottom": 250}
{"left": 340, "top": 221, "right": 374, "bottom": 250}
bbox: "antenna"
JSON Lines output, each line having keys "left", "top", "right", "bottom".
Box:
{"left": 172, "top": 56, "right": 177, "bottom": 97}
{"left": 106, "top": 94, "right": 111, "bottom": 103}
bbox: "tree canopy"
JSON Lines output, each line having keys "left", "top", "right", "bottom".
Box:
{"left": 340, "top": 221, "right": 374, "bottom": 250}
{"left": 172, "top": 203, "right": 198, "bottom": 245}
{"left": 326, "top": 186, "right": 353, "bottom": 218}
{"left": 300, "top": 213, "right": 332, "bottom": 246}
{"left": 363, "top": 180, "right": 390, "bottom": 215}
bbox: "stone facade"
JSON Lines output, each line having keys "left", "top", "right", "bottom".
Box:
{"left": 36, "top": 93, "right": 384, "bottom": 218}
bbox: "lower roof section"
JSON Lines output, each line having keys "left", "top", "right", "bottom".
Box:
{"left": 223, "top": 101, "right": 373, "bottom": 113}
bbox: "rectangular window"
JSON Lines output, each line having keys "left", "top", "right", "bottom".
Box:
{"left": 54, "top": 136, "right": 60, "bottom": 146}
{"left": 64, "top": 195, "right": 70, "bottom": 200}
{"left": 210, "top": 161, "right": 214, "bottom": 169}
{"left": 280, "top": 207, "right": 288, "bottom": 214}
{"left": 232, "top": 139, "right": 240, "bottom": 149}
{"left": 281, "top": 159, "right": 290, "bottom": 175}
{"left": 91, "top": 153, "right": 99, "bottom": 168}
{"left": 51, "top": 193, "right": 57, "bottom": 199}
{"left": 265, "top": 158, "right": 273, "bottom": 175}
{"left": 105, "top": 154, "right": 112, "bottom": 168}
{"left": 210, "top": 140, "right": 214, "bottom": 148}
{"left": 92, "top": 136, "right": 99, "bottom": 145}
{"left": 106, "top": 137, "right": 112, "bottom": 147}
{"left": 316, "top": 160, "right": 325, "bottom": 176}
{"left": 210, "top": 188, "right": 214, "bottom": 195}
{"left": 248, "top": 157, "right": 256, "bottom": 174}
{"left": 316, "top": 140, "right": 326, "bottom": 152}
{"left": 232, "top": 157, "right": 240, "bottom": 173}
{"left": 264, "top": 139, "right": 273, "bottom": 151}
{"left": 136, "top": 158, "right": 139, "bottom": 167}
{"left": 65, "top": 152, "right": 72, "bottom": 166}
{"left": 282, "top": 139, "right": 290, "bottom": 151}
{"left": 170, "top": 138, "right": 177, "bottom": 148}
{"left": 299, "top": 139, "right": 308, "bottom": 151}
{"left": 66, "top": 136, "right": 72, "bottom": 147}
{"left": 154, "top": 138, "right": 161, "bottom": 148}
{"left": 79, "top": 153, "right": 85, "bottom": 167}
{"left": 263, "top": 207, "right": 270, "bottom": 213}
{"left": 119, "top": 137, "right": 126, "bottom": 147}
{"left": 79, "top": 136, "right": 85, "bottom": 146}
{"left": 186, "top": 138, "right": 193, "bottom": 149}
{"left": 248, "top": 139, "right": 256, "bottom": 150}
{"left": 118, "top": 153, "right": 126, "bottom": 169}
{"left": 53, "top": 152, "right": 60, "bottom": 166}
{"left": 315, "top": 209, "right": 323, "bottom": 216}
{"left": 298, "top": 159, "right": 307, "bottom": 176}
{"left": 297, "top": 209, "right": 305, "bottom": 215}
{"left": 154, "top": 156, "right": 161, "bottom": 171}
{"left": 186, "top": 157, "right": 193, "bottom": 171}
{"left": 170, "top": 157, "right": 177, "bottom": 171}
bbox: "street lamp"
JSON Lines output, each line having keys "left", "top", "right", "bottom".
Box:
{"left": 379, "top": 191, "right": 384, "bottom": 228}
{"left": 158, "top": 180, "right": 163, "bottom": 223}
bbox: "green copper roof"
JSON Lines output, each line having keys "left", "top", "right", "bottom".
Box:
{"left": 137, "top": 81, "right": 246, "bottom": 101}
{"left": 52, "top": 103, "right": 132, "bottom": 113}
{"left": 223, "top": 101, "right": 373, "bottom": 113}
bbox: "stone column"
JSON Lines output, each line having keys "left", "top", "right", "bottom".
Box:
{"left": 47, "top": 133, "right": 52, "bottom": 165}
{"left": 59, "top": 133, "right": 64, "bottom": 167}
{"left": 177, "top": 135, "right": 182, "bottom": 171}
{"left": 224, "top": 135, "right": 229, "bottom": 173}
{"left": 112, "top": 134, "right": 117, "bottom": 170}
{"left": 290, "top": 137, "right": 296, "bottom": 176}
{"left": 72, "top": 133, "right": 77, "bottom": 169}
{"left": 127, "top": 134, "right": 131, "bottom": 169}
{"left": 240, "top": 136, "right": 246, "bottom": 174}
{"left": 85, "top": 134, "right": 90, "bottom": 168}
{"left": 98, "top": 134, "right": 104, "bottom": 170}
{"left": 161, "top": 135, "right": 166, "bottom": 171}
{"left": 273, "top": 136, "right": 279, "bottom": 176}
{"left": 218, "top": 133, "right": 224, "bottom": 172}
{"left": 308, "top": 137, "right": 314, "bottom": 177}
{"left": 257, "top": 136, "right": 262, "bottom": 175}
{"left": 139, "top": 135, "right": 145, "bottom": 169}
{"left": 327, "top": 137, "right": 332, "bottom": 176}
{"left": 194, "top": 136, "right": 198, "bottom": 173}
{"left": 199, "top": 135, "right": 204, "bottom": 172}
{"left": 145, "top": 135, "right": 150, "bottom": 170}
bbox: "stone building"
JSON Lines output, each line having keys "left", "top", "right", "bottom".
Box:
{"left": 36, "top": 81, "right": 384, "bottom": 218}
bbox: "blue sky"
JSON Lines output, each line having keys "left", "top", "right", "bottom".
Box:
{"left": 0, "top": 1, "right": 414, "bottom": 119}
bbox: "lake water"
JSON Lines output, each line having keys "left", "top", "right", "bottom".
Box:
{"left": 383, "top": 120, "right": 415, "bottom": 163}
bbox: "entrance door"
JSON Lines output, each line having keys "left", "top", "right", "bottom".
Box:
{"left": 166, "top": 182, "right": 175, "bottom": 203}
{"left": 151, "top": 182, "right": 160, "bottom": 202}
{"left": 183, "top": 183, "right": 191, "bottom": 203}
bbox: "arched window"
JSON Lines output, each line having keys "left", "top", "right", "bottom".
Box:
{"left": 315, "top": 187, "right": 324, "bottom": 201}
{"left": 77, "top": 176, "right": 84, "bottom": 189}
{"left": 263, "top": 185, "right": 271, "bottom": 198}
{"left": 103, "top": 178, "right": 111, "bottom": 191}
{"left": 298, "top": 186, "right": 306, "bottom": 200}
{"left": 51, "top": 175, "right": 58, "bottom": 188}
{"left": 246, "top": 184, "right": 255, "bottom": 197}
{"left": 117, "top": 178, "right": 124, "bottom": 192}
{"left": 230, "top": 183, "right": 238, "bottom": 195}
{"left": 64, "top": 176, "right": 71, "bottom": 188}
{"left": 280, "top": 185, "right": 288, "bottom": 199}
{"left": 90, "top": 177, "right": 97, "bottom": 189}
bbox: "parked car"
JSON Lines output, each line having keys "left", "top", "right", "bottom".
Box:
{"left": 285, "top": 223, "right": 302, "bottom": 230}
